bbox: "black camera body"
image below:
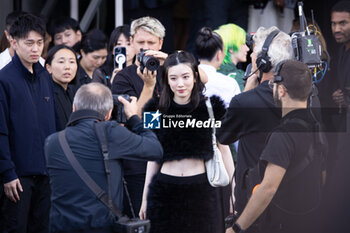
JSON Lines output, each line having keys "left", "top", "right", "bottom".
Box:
{"left": 112, "top": 94, "right": 131, "bottom": 124}
{"left": 112, "top": 217, "right": 150, "bottom": 233}
{"left": 224, "top": 213, "right": 238, "bottom": 229}
{"left": 137, "top": 49, "right": 160, "bottom": 73}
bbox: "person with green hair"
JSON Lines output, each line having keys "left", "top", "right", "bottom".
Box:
{"left": 215, "top": 23, "right": 249, "bottom": 91}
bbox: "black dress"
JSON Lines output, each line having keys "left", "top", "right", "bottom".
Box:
{"left": 53, "top": 82, "right": 75, "bottom": 130}
{"left": 145, "top": 96, "right": 226, "bottom": 233}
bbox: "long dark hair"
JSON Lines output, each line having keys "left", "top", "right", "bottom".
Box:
{"left": 101, "top": 25, "right": 131, "bottom": 76}
{"left": 159, "top": 51, "right": 204, "bottom": 112}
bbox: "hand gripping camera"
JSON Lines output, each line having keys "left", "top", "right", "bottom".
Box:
{"left": 137, "top": 49, "right": 160, "bottom": 73}
{"left": 112, "top": 94, "right": 131, "bottom": 124}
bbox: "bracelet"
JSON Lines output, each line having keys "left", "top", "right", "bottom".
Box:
{"left": 232, "top": 222, "right": 242, "bottom": 233}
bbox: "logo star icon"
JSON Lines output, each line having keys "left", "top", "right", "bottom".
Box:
{"left": 150, "top": 110, "right": 161, "bottom": 122}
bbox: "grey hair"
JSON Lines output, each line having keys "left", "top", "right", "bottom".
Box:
{"left": 253, "top": 26, "right": 293, "bottom": 71}
{"left": 130, "top": 16, "right": 165, "bottom": 39}
{"left": 73, "top": 83, "right": 113, "bottom": 117}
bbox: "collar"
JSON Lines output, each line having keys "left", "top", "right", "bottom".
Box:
{"left": 67, "top": 109, "right": 105, "bottom": 126}
{"left": 13, "top": 52, "right": 43, "bottom": 80}
{"left": 283, "top": 108, "right": 309, "bottom": 120}
{"left": 199, "top": 64, "right": 216, "bottom": 73}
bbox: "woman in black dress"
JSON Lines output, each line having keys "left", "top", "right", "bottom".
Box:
{"left": 139, "top": 51, "right": 235, "bottom": 233}
{"left": 45, "top": 45, "right": 78, "bottom": 130}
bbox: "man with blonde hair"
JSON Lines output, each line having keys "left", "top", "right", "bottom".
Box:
{"left": 111, "top": 16, "right": 167, "bottom": 217}
{"left": 217, "top": 27, "right": 293, "bottom": 232}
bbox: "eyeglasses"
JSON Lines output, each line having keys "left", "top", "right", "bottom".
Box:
{"left": 268, "top": 75, "right": 284, "bottom": 89}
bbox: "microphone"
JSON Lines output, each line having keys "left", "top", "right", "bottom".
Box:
{"left": 243, "top": 63, "right": 260, "bottom": 81}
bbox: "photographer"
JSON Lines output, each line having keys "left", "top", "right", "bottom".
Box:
{"left": 227, "top": 60, "right": 324, "bottom": 233}
{"left": 217, "top": 26, "right": 293, "bottom": 229}
{"left": 45, "top": 83, "right": 163, "bottom": 233}
{"left": 110, "top": 16, "right": 167, "bottom": 217}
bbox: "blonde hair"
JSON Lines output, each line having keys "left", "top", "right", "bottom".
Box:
{"left": 130, "top": 16, "right": 165, "bottom": 39}
{"left": 253, "top": 26, "right": 293, "bottom": 71}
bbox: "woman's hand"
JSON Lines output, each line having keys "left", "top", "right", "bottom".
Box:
{"left": 110, "top": 67, "right": 122, "bottom": 85}
{"left": 139, "top": 200, "right": 147, "bottom": 220}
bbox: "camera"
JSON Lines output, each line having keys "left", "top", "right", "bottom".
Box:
{"left": 224, "top": 213, "right": 237, "bottom": 229}
{"left": 114, "top": 46, "right": 127, "bottom": 69}
{"left": 112, "top": 217, "right": 150, "bottom": 233}
{"left": 137, "top": 49, "right": 160, "bottom": 73}
{"left": 112, "top": 94, "right": 131, "bottom": 124}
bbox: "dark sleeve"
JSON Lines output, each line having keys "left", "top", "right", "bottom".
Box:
{"left": 107, "top": 118, "right": 163, "bottom": 161}
{"left": 111, "top": 69, "right": 137, "bottom": 96}
{"left": 92, "top": 68, "right": 107, "bottom": 85}
{"left": 0, "top": 82, "right": 17, "bottom": 182}
{"left": 216, "top": 97, "right": 243, "bottom": 144}
{"left": 260, "top": 132, "right": 294, "bottom": 169}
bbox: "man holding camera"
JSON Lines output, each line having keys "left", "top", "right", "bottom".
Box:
{"left": 45, "top": 82, "right": 163, "bottom": 233}
{"left": 111, "top": 16, "right": 167, "bottom": 217}
{"left": 217, "top": 26, "right": 293, "bottom": 226}
{"left": 227, "top": 60, "right": 324, "bottom": 233}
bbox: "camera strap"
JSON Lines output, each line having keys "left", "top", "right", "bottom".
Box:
{"left": 58, "top": 127, "right": 123, "bottom": 219}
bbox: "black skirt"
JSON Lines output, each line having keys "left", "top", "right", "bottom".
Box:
{"left": 146, "top": 172, "right": 223, "bottom": 233}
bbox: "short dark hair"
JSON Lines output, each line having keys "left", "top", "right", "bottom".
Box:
{"left": 159, "top": 51, "right": 204, "bottom": 112}
{"left": 80, "top": 29, "right": 108, "bottom": 54}
{"left": 9, "top": 13, "right": 46, "bottom": 39}
{"left": 195, "top": 27, "right": 223, "bottom": 61}
{"left": 108, "top": 25, "right": 130, "bottom": 52}
{"left": 331, "top": 1, "right": 350, "bottom": 14}
{"left": 5, "top": 11, "right": 26, "bottom": 31}
{"left": 48, "top": 17, "right": 81, "bottom": 38}
{"left": 279, "top": 60, "right": 312, "bottom": 101}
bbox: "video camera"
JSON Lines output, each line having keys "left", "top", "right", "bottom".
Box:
{"left": 137, "top": 49, "right": 160, "bottom": 73}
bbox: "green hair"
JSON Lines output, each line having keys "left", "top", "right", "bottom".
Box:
{"left": 214, "top": 24, "right": 246, "bottom": 65}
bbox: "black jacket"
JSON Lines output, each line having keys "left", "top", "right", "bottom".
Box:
{"left": 0, "top": 53, "right": 56, "bottom": 182}
{"left": 53, "top": 82, "right": 75, "bottom": 130}
{"left": 45, "top": 110, "right": 163, "bottom": 232}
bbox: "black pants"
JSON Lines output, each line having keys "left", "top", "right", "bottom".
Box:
{"left": 123, "top": 174, "right": 145, "bottom": 218}
{"left": 0, "top": 175, "right": 50, "bottom": 233}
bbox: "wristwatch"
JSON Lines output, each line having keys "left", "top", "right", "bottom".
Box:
{"left": 232, "top": 222, "right": 242, "bottom": 233}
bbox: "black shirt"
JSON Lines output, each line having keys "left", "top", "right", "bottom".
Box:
{"left": 217, "top": 80, "right": 281, "bottom": 213}
{"left": 53, "top": 82, "right": 75, "bottom": 130}
{"left": 111, "top": 64, "right": 162, "bottom": 175}
{"left": 111, "top": 64, "right": 162, "bottom": 98}
{"left": 259, "top": 109, "right": 322, "bottom": 232}
{"left": 76, "top": 65, "right": 92, "bottom": 88}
